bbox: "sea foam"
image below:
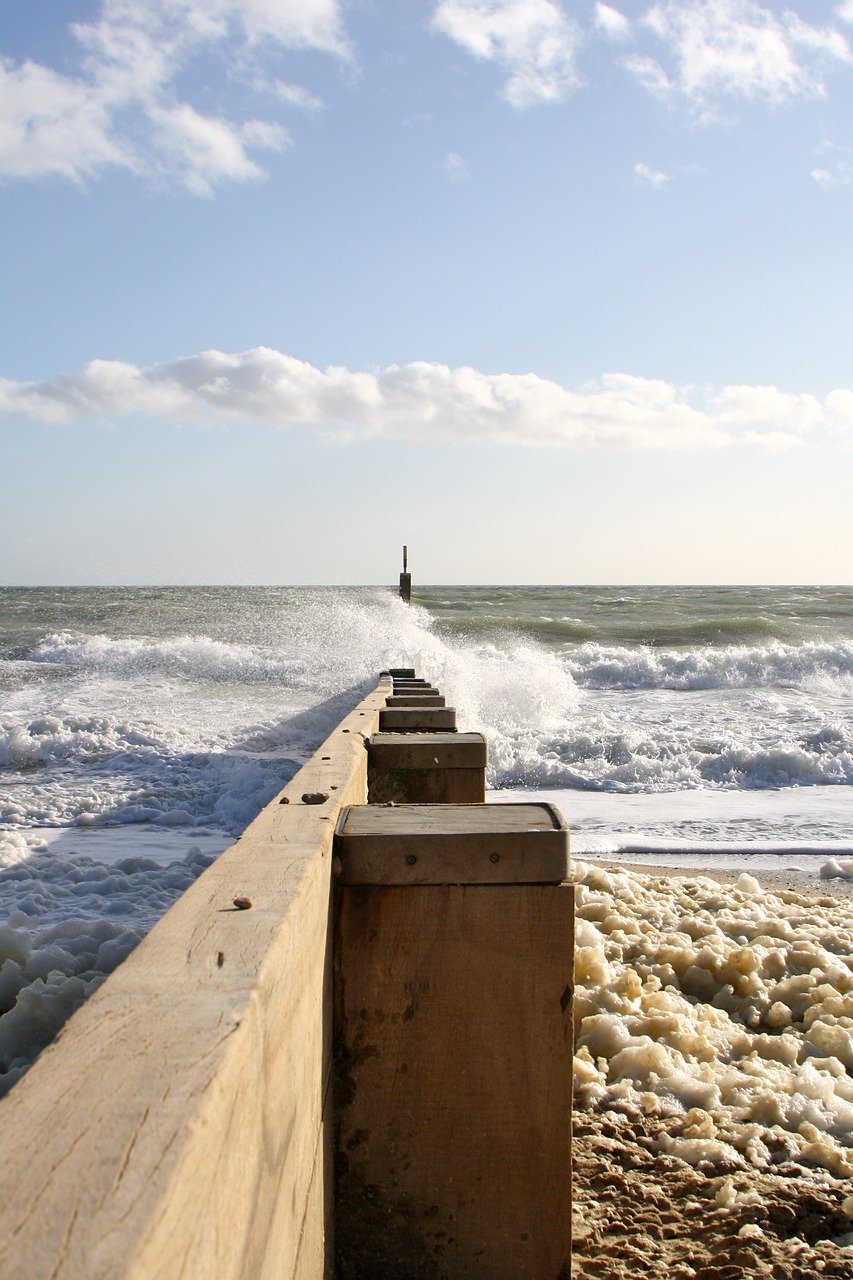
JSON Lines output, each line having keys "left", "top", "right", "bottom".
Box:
{"left": 573, "top": 861, "right": 853, "bottom": 1179}
{"left": 0, "top": 832, "right": 216, "bottom": 1096}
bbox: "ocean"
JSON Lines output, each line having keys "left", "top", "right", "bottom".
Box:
{"left": 1, "top": 583, "right": 852, "bottom": 1091}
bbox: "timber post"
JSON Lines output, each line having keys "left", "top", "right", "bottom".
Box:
{"left": 399, "top": 545, "right": 412, "bottom": 603}
{"left": 332, "top": 801, "right": 574, "bottom": 1279}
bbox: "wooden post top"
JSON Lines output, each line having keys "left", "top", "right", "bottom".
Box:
{"left": 334, "top": 802, "right": 569, "bottom": 885}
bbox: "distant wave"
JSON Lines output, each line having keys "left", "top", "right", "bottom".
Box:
{"left": 486, "top": 730, "right": 853, "bottom": 794}
{"left": 564, "top": 640, "right": 853, "bottom": 691}
{"left": 28, "top": 632, "right": 317, "bottom": 686}
{"left": 437, "top": 613, "right": 787, "bottom": 649}
{"left": 435, "top": 615, "right": 598, "bottom": 643}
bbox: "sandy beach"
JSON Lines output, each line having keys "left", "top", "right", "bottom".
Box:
{"left": 573, "top": 860, "right": 853, "bottom": 1279}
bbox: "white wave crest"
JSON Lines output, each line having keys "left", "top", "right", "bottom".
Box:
{"left": 565, "top": 640, "right": 853, "bottom": 692}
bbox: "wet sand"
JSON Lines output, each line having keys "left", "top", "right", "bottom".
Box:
{"left": 573, "top": 1110, "right": 853, "bottom": 1279}
{"left": 573, "top": 860, "right": 853, "bottom": 1280}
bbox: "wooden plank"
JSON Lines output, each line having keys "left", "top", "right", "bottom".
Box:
{"left": 0, "top": 680, "right": 391, "bottom": 1280}
{"left": 334, "top": 884, "right": 574, "bottom": 1280}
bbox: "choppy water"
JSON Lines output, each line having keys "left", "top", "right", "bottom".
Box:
{"left": 1, "top": 584, "right": 852, "bottom": 1091}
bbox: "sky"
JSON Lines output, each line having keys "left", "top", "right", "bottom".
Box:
{"left": 1, "top": 0, "right": 852, "bottom": 585}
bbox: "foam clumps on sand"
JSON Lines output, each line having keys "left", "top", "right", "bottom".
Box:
{"left": 572, "top": 860, "right": 853, "bottom": 1180}
{"left": 821, "top": 858, "right": 853, "bottom": 880}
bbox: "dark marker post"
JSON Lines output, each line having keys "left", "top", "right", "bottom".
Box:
{"left": 399, "top": 544, "right": 412, "bottom": 603}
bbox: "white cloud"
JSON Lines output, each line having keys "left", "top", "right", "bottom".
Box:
{"left": 0, "top": 0, "right": 347, "bottom": 192}
{"left": 430, "top": 0, "right": 581, "bottom": 106}
{"left": 444, "top": 150, "right": 470, "bottom": 180}
{"left": 825, "top": 388, "right": 853, "bottom": 430}
{"left": 147, "top": 105, "right": 288, "bottom": 195}
{"left": 634, "top": 160, "right": 670, "bottom": 187}
{"left": 267, "top": 81, "right": 324, "bottom": 112}
{"left": 713, "top": 384, "right": 824, "bottom": 432}
{"left": 2, "top": 348, "right": 849, "bottom": 452}
{"left": 630, "top": 0, "right": 853, "bottom": 117}
{"left": 595, "top": 3, "right": 631, "bottom": 40}
{"left": 811, "top": 139, "right": 853, "bottom": 188}
{"left": 624, "top": 52, "right": 674, "bottom": 96}
{"left": 0, "top": 56, "right": 133, "bottom": 183}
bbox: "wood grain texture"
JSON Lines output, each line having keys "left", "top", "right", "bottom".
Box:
{"left": 366, "top": 732, "right": 487, "bottom": 804}
{"left": 342, "top": 803, "right": 565, "bottom": 836}
{"left": 0, "top": 679, "right": 391, "bottom": 1280}
{"left": 366, "top": 766, "right": 485, "bottom": 805}
{"left": 334, "top": 883, "right": 574, "bottom": 1280}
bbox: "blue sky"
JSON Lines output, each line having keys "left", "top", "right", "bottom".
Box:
{"left": 2, "top": 0, "right": 852, "bottom": 584}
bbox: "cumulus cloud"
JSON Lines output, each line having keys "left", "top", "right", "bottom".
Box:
{"left": 0, "top": 0, "right": 347, "bottom": 191}
{"left": 713, "top": 384, "right": 825, "bottom": 432}
{"left": 627, "top": 0, "right": 853, "bottom": 118}
{"left": 430, "top": 0, "right": 581, "bottom": 106}
{"left": 634, "top": 161, "right": 670, "bottom": 187}
{"left": 1, "top": 347, "right": 849, "bottom": 452}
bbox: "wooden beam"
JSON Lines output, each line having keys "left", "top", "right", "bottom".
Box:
{"left": 0, "top": 679, "right": 392, "bottom": 1280}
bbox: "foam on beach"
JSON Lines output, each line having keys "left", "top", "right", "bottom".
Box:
{"left": 572, "top": 861, "right": 853, "bottom": 1181}
{"left": 0, "top": 831, "right": 216, "bottom": 1095}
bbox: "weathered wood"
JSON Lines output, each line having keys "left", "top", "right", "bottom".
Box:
{"left": 367, "top": 731, "right": 487, "bottom": 804}
{"left": 368, "top": 766, "right": 484, "bottom": 804}
{"left": 334, "top": 882, "right": 574, "bottom": 1280}
{"left": 367, "top": 733, "right": 487, "bottom": 771}
{"left": 334, "top": 802, "right": 568, "bottom": 884}
{"left": 387, "top": 668, "right": 416, "bottom": 678}
{"left": 384, "top": 694, "right": 446, "bottom": 707}
{"left": 0, "top": 680, "right": 392, "bottom": 1280}
{"left": 379, "top": 707, "right": 457, "bottom": 733}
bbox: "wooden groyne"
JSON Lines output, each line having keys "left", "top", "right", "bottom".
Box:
{"left": 0, "top": 672, "right": 573, "bottom": 1279}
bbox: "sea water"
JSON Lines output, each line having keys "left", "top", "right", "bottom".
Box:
{"left": 1, "top": 584, "right": 852, "bottom": 1092}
